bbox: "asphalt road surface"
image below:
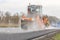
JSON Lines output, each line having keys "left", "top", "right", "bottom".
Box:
{"left": 0, "top": 29, "right": 59, "bottom": 40}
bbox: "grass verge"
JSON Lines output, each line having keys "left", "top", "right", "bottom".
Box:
{"left": 54, "top": 33, "right": 60, "bottom": 40}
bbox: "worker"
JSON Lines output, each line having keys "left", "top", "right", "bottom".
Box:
{"left": 42, "top": 16, "right": 49, "bottom": 27}
{"left": 21, "top": 14, "right": 34, "bottom": 30}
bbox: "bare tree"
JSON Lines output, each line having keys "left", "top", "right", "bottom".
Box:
{"left": 5, "top": 11, "right": 11, "bottom": 24}
{"left": 10, "top": 13, "right": 19, "bottom": 24}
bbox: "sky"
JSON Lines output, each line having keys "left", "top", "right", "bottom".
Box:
{"left": 0, "top": 0, "right": 60, "bottom": 18}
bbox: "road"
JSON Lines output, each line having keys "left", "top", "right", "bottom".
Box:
{"left": 0, "top": 29, "right": 59, "bottom": 40}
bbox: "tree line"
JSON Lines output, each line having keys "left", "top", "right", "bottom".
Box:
{"left": 0, "top": 11, "right": 20, "bottom": 24}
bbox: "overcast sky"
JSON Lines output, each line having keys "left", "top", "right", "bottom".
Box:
{"left": 0, "top": 0, "right": 60, "bottom": 18}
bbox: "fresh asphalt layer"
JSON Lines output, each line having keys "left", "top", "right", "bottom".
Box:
{"left": 0, "top": 29, "right": 59, "bottom": 40}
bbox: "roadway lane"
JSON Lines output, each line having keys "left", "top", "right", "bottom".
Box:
{"left": 0, "top": 29, "right": 59, "bottom": 40}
